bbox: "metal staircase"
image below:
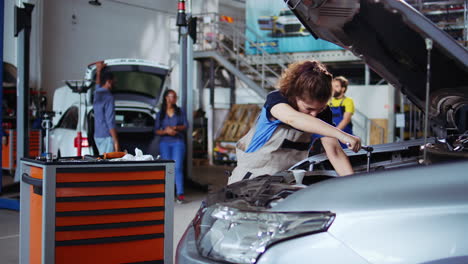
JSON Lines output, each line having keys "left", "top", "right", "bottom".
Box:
{"left": 193, "top": 13, "right": 294, "bottom": 98}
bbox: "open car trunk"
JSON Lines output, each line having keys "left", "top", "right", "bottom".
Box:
{"left": 84, "top": 59, "right": 170, "bottom": 156}
{"left": 87, "top": 107, "right": 159, "bottom": 156}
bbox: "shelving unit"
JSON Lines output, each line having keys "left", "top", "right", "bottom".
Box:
{"left": 407, "top": 0, "right": 468, "bottom": 47}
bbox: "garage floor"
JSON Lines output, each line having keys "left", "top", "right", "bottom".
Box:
{"left": 0, "top": 164, "right": 231, "bottom": 263}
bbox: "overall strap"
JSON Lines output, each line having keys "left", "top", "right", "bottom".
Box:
{"left": 339, "top": 97, "right": 346, "bottom": 107}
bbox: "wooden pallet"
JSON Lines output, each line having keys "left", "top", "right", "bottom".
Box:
{"left": 216, "top": 104, "right": 261, "bottom": 142}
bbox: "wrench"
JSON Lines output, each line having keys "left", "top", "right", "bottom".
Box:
{"left": 346, "top": 143, "right": 374, "bottom": 172}
{"left": 361, "top": 146, "right": 374, "bottom": 172}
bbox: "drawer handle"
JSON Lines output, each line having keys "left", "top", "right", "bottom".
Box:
{"left": 22, "top": 173, "right": 43, "bottom": 187}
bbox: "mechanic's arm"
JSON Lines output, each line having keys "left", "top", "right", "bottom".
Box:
{"left": 95, "top": 61, "right": 105, "bottom": 85}
{"left": 337, "top": 112, "right": 353, "bottom": 130}
{"left": 321, "top": 136, "right": 354, "bottom": 176}
{"left": 155, "top": 128, "right": 166, "bottom": 136}
{"left": 173, "top": 125, "right": 186, "bottom": 131}
{"left": 173, "top": 110, "right": 188, "bottom": 132}
{"left": 156, "top": 126, "right": 177, "bottom": 136}
{"left": 271, "top": 103, "right": 361, "bottom": 152}
{"left": 337, "top": 99, "right": 354, "bottom": 130}
{"left": 154, "top": 113, "right": 174, "bottom": 136}
{"left": 104, "top": 101, "right": 119, "bottom": 151}
{"left": 109, "top": 128, "right": 120, "bottom": 152}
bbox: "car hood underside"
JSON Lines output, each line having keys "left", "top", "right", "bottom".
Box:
{"left": 288, "top": 0, "right": 468, "bottom": 134}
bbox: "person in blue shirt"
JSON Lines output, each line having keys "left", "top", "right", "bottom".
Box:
{"left": 93, "top": 61, "right": 120, "bottom": 154}
{"left": 155, "top": 89, "right": 188, "bottom": 203}
{"left": 229, "top": 60, "right": 361, "bottom": 184}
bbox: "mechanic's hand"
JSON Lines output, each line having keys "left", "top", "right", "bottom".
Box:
{"left": 96, "top": 61, "right": 106, "bottom": 71}
{"left": 341, "top": 134, "right": 361, "bottom": 153}
{"left": 165, "top": 126, "right": 177, "bottom": 136}
{"left": 168, "top": 129, "right": 177, "bottom": 136}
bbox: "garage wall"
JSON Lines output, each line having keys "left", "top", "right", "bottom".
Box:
{"left": 347, "top": 84, "right": 395, "bottom": 143}
{"left": 5, "top": 0, "right": 252, "bottom": 111}
{"left": 347, "top": 85, "right": 393, "bottom": 119}
{"left": 192, "top": 0, "right": 219, "bottom": 14}
{"left": 41, "top": 0, "right": 177, "bottom": 108}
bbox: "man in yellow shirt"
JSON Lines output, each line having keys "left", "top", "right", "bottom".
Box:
{"left": 329, "top": 76, "right": 355, "bottom": 148}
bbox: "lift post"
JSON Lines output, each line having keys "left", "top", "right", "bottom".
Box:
{"left": 14, "top": 2, "right": 34, "bottom": 182}
{"left": 0, "top": 0, "right": 20, "bottom": 210}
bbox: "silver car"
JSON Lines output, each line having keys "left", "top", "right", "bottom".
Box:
{"left": 177, "top": 162, "right": 468, "bottom": 264}
{"left": 176, "top": 0, "right": 468, "bottom": 263}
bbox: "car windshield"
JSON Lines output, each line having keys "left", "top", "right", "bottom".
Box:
{"left": 279, "top": 10, "right": 293, "bottom": 16}
{"left": 92, "top": 64, "right": 168, "bottom": 99}
{"left": 112, "top": 71, "right": 163, "bottom": 98}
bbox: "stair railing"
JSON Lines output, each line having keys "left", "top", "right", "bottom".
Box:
{"left": 193, "top": 13, "right": 296, "bottom": 91}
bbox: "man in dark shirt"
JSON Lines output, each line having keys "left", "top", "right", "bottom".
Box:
{"left": 93, "top": 61, "right": 119, "bottom": 154}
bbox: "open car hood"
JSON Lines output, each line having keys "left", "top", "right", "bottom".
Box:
{"left": 287, "top": 0, "right": 468, "bottom": 134}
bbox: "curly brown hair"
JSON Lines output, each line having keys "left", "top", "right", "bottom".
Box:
{"left": 278, "top": 60, "right": 333, "bottom": 109}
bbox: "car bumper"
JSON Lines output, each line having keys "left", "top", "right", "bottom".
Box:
{"left": 257, "top": 232, "right": 369, "bottom": 264}
{"left": 176, "top": 223, "right": 369, "bottom": 264}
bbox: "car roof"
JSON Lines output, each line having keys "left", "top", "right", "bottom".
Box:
{"left": 88, "top": 58, "right": 170, "bottom": 70}
{"left": 84, "top": 58, "right": 170, "bottom": 83}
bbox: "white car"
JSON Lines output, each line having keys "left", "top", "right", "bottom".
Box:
{"left": 48, "top": 58, "right": 170, "bottom": 157}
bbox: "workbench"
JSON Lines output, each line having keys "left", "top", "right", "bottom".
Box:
{"left": 19, "top": 157, "right": 174, "bottom": 264}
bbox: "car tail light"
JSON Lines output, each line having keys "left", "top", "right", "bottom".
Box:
{"left": 74, "top": 132, "right": 88, "bottom": 156}
{"left": 73, "top": 134, "right": 81, "bottom": 148}
{"left": 74, "top": 136, "right": 89, "bottom": 147}
{"left": 81, "top": 138, "right": 89, "bottom": 147}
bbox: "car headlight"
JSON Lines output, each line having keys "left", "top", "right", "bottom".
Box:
{"left": 193, "top": 204, "right": 335, "bottom": 264}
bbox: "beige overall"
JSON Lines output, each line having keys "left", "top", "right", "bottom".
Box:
{"left": 229, "top": 123, "right": 312, "bottom": 184}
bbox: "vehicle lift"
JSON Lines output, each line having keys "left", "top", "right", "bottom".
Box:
{"left": 0, "top": 2, "right": 34, "bottom": 211}
{"left": 65, "top": 80, "right": 91, "bottom": 156}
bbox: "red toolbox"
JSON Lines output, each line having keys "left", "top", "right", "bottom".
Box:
{"left": 19, "top": 157, "right": 175, "bottom": 264}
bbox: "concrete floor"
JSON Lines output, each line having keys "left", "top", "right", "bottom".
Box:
{"left": 0, "top": 164, "right": 230, "bottom": 263}
{"left": 0, "top": 210, "right": 19, "bottom": 264}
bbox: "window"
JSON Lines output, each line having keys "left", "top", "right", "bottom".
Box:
{"left": 92, "top": 65, "right": 167, "bottom": 99}
{"left": 56, "top": 106, "right": 78, "bottom": 129}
